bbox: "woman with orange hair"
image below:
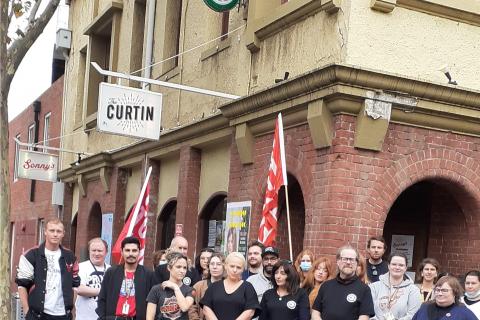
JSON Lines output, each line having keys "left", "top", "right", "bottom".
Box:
{"left": 304, "top": 257, "right": 335, "bottom": 307}
{"left": 294, "top": 249, "right": 315, "bottom": 290}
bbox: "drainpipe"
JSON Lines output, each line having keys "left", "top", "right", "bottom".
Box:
{"left": 143, "top": 0, "right": 156, "bottom": 90}
{"left": 30, "top": 100, "right": 41, "bottom": 202}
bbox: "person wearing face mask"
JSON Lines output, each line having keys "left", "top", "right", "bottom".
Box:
{"left": 195, "top": 248, "right": 214, "bottom": 280}
{"left": 247, "top": 246, "right": 280, "bottom": 303}
{"left": 294, "top": 249, "right": 315, "bottom": 289}
{"left": 152, "top": 250, "right": 167, "bottom": 268}
{"left": 461, "top": 270, "right": 480, "bottom": 318}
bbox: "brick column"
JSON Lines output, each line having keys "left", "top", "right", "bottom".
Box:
{"left": 62, "top": 183, "right": 74, "bottom": 250}
{"left": 176, "top": 146, "right": 201, "bottom": 257}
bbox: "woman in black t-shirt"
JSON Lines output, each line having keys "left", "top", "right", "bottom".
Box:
{"left": 200, "top": 252, "right": 260, "bottom": 320}
{"left": 260, "top": 260, "right": 310, "bottom": 320}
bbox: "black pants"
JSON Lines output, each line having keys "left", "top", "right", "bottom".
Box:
{"left": 26, "top": 310, "right": 72, "bottom": 320}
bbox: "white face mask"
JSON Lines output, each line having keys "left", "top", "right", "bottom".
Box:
{"left": 300, "top": 261, "right": 312, "bottom": 272}
{"left": 465, "top": 289, "right": 480, "bottom": 300}
{"left": 159, "top": 260, "right": 168, "bottom": 266}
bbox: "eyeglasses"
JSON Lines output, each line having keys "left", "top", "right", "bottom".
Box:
{"left": 263, "top": 257, "right": 279, "bottom": 262}
{"left": 434, "top": 288, "right": 452, "bottom": 294}
{"left": 339, "top": 257, "right": 357, "bottom": 263}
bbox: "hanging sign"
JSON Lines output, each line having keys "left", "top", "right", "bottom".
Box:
{"left": 97, "top": 83, "right": 162, "bottom": 140}
{"left": 17, "top": 150, "right": 58, "bottom": 182}
{"left": 203, "top": 0, "right": 239, "bottom": 12}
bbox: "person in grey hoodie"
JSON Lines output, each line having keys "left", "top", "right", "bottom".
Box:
{"left": 369, "top": 253, "right": 422, "bottom": 320}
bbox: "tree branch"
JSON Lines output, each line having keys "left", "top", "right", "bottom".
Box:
{"left": 7, "top": 1, "right": 14, "bottom": 27}
{"left": 6, "top": 0, "right": 60, "bottom": 88}
{"left": 27, "top": 0, "right": 43, "bottom": 31}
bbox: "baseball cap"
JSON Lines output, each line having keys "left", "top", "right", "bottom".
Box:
{"left": 262, "top": 246, "right": 279, "bottom": 258}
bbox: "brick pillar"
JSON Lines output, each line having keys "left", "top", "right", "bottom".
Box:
{"left": 62, "top": 183, "right": 74, "bottom": 250}
{"left": 111, "top": 168, "right": 128, "bottom": 253}
{"left": 176, "top": 146, "right": 201, "bottom": 257}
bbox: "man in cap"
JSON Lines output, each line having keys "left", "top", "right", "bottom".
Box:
{"left": 247, "top": 246, "right": 279, "bottom": 303}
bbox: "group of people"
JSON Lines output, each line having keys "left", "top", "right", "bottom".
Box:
{"left": 15, "top": 218, "right": 480, "bottom": 320}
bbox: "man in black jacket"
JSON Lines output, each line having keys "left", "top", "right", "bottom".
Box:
{"left": 96, "top": 236, "right": 156, "bottom": 320}
{"left": 16, "top": 218, "right": 80, "bottom": 320}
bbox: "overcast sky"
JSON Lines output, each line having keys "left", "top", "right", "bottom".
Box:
{"left": 8, "top": 4, "right": 68, "bottom": 121}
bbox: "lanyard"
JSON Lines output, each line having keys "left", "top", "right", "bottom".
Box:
{"left": 123, "top": 271, "right": 135, "bottom": 297}
{"left": 90, "top": 260, "right": 106, "bottom": 273}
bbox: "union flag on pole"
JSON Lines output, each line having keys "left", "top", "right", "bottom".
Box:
{"left": 258, "top": 114, "right": 288, "bottom": 246}
{"left": 112, "top": 167, "right": 152, "bottom": 265}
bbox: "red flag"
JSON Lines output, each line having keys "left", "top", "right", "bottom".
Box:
{"left": 258, "top": 114, "right": 288, "bottom": 246}
{"left": 112, "top": 168, "right": 151, "bottom": 265}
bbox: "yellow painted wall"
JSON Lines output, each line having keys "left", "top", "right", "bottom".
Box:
{"left": 157, "top": 156, "right": 179, "bottom": 214}
{"left": 346, "top": 1, "right": 480, "bottom": 90}
{"left": 124, "top": 166, "right": 142, "bottom": 218}
{"left": 198, "top": 142, "right": 230, "bottom": 212}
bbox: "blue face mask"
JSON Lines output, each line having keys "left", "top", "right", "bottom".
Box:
{"left": 300, "top": 261, "right": 311, "bottom": 272}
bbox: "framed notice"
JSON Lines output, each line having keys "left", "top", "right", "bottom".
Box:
{"left": 101, "top": 213, "right": 114, "bottom": 265}
{"left": 391, "top": 234, "right": 415, "bottom": 268}
{"left": 223, "top": 201, "right": 251, "bottom": 256}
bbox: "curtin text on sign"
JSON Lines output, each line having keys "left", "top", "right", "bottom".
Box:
{"left": 97, "top": 83, "right": 162, "bottom": 140}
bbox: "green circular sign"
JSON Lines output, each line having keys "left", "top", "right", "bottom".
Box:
{"left": 203, "top": 0, "right": 239, "bottom": 12}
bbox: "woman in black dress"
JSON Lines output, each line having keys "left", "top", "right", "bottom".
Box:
{"left": 260, "top": 260, "right": 310, "bottom": 320}
{"left": 200, "top": 252, "right": 260, "bottom": 320}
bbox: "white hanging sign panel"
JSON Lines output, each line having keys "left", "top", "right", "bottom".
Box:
{"left": 17, "top": 150, "right": 58, "bottom": 182}
{"left": 97, "top": 83, "right": 162, "bottom": 140}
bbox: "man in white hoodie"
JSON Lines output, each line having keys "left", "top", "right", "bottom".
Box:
{"left": 369, "top": 253, "right": 422, "bottom": 320}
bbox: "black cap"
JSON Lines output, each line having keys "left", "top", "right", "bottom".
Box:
{"left": 262, "top": 246, "right": 279, "bottom": 258}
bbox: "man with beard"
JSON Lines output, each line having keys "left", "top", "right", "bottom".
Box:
{"left": 96, "top": 236, "right": 156, "bottom": 320}
{"left": 247, "top": 246, "right": 279, "bottom": 303}
{"left": 75, "top": 238, "right": 110, "bottom": 320}
{"left": 242, "top": 241, "right": 264, "bottom": 280}
{"left": 155, "top": 236, "right": 200, "bottom": 287}
{"left": 366, "top": 236, "right": 388, "bottom": 283}
{"left": 312, "top": 245, "right": 374, "bottom": 320}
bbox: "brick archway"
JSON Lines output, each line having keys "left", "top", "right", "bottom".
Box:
{"left": 363, "top": 148, "right": 480, "bottom": 273}
{"left": 250, "top": 127, "right": 315, "bottom": 247}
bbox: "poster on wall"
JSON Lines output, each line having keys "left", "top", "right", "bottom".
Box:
{"left": 223, "top": 201, "right": 251, "bottom": 256}
{"left": 391, "top": 234, "right": 415, "bottom": 268}
{"left": 101, "top": 213, "right": 114, "bottom": 265}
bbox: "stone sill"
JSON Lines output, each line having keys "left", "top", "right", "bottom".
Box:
{"left": 83, "top": 1, "right": 123, "bottom": 36}
{"left": 200, "top": 37, "right": 232, "bottom": 61}
{"left": 371, "top": 0, "right": 480, "bottom": 26}
{"left": 84, "top": 112, "right": 97, "bottom": 130}
{"left": 246, "top": 0, "right": 340, "bottom": 52}
{"left": 158, "top": 65, "right": 180, "bottom": 82}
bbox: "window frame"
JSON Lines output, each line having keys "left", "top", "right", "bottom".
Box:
{"left": 43, "top": 112, "right": 51, "bottom": 152}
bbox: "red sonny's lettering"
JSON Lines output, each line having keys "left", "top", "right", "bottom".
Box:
{"left": 23, "top": 159, "right": 56, "bottom": 171}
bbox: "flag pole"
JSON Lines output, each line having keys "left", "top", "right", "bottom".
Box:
{"left": 285, "top": 187, "right": 293, "bottom": 262}
{"left": 127, "top": 166, "right": 152, "bottom": 237}
{"left": 277, "top": 113, "right": 293, "bottom": 262}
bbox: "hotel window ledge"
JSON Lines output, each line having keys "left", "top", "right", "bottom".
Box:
{"left": 84, "top": 112, "right": 97, "bottom": 131}
{"left": 200, "top": 36, "right": 232, "bottom": 61}
{"left": 246, "top": 0, "right": 340, "bottom": 52}
{"left": 371, "top": 0, "right": 480, "bottom": 26}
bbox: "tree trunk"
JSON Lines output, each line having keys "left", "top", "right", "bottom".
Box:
{"left": 0, "top": 1, "right": 12, "bottom": 316}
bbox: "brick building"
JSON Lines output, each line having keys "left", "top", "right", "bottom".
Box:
{"left": 59, "top": 0, "right": 480, "bottom": 274}
{"left": 8, "top": 76, "right": 64, "bottom": 282}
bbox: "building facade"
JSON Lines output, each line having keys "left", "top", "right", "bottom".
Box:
{"left": 8, "top": 76, "right": 64, "bottom": 283}
{"left": 60, "top": 0, "right": 480, "bottom": 273}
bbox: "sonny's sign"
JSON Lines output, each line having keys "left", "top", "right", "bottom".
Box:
{"left": 17, "top": 150, "right": 58, "bottom": 182}
{"left": 97, "top": 83, "right": 163, "bottom": 140}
